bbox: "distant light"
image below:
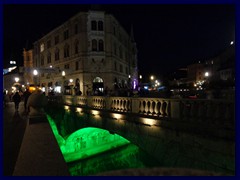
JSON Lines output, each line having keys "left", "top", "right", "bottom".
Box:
{"left": 150, "top": 75, "right": 154, "bottom": 80}
{"left": 8, "top": 66, "right": 17, "bottom": 72}
{"left": 33, "top": 69, "right": 38, "bottom": 76}
{"left": 15, "top": 77, "right": 19, "bottom": 83}
{"left": 144, "top": 86, "right": 148, "bottom": 90}
{"left": 230, "top": 41, "right": 234, "bottom": 45}
{"left": 10, "top": 61, "right": 16, "bottom": 64}
{"left": 50, "top": 65, "right": 52, "bottom": 68}
{"left": 205, "top": 72, "right": 209, "bottom": 77}
{"left": 139, "top": 75, "right": 142, "bottom": 79}
{"left": 62, "top": 71, "right": 66, "bottom": 76}
{"left": 69, "top": 79, "right": 73, "bottom": 83}
{"left": 128, "top": 75, "right": 131, "bottom": 78}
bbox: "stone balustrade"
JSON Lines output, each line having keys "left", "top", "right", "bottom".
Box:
{"left": 57, "top": 95, "right": 234, "bottom": 125}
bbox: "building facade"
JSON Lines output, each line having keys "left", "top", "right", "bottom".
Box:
{"left": 22, "top": 48, "right": 34, "bottom": 85}
{"left": 33, "top": 10, "right": 138, "bottom": 95}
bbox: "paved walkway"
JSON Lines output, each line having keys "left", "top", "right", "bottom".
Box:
{"left": 3, "top": 101, "right": 28, "bottom": 176}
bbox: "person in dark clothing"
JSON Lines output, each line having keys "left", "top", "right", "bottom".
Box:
{"left": 23, "top": 88, "right": 31, "bottom": 112}
{"left": 12, "top": 92, "right": 21, "bottom": 111}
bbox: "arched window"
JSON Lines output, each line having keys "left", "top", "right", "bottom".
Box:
{"left": 55, "top": 48, "right": 59, "bottom": 61}
{"left": 47, "top": 52, "right": 51, "bottom": 64}
{"left": 92, "top": 39, "right": 97, "bottom": 51}
{"left": 74, "top": 40, "right": 79, "bottom": 54}
{"left": 119, "top": 46, "right": 123, "bottom": 59}
{"left": 92, "top": 77, "right": 104, "bottom": 94}
{"left": 41, "top": 55, "right": 44, "bottom": 66}
{"left": 113, "top": 42, "right": 117, "bottom": 55}
{"left": 64, "top": 44, "right": 70, "bottom": 58}
{"left": 98, "top": 21, "right": 103, "bottom": 31}
{"left": 93, "top": 77, "right": 103, "bottom": 83}
{"left": 99, "top": 40, "right": 104, "bottom": 51}
{"left": 91, "top": 20, "right": 97, "bottom": 30}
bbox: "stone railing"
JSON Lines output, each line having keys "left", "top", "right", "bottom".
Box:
{"left": 179, "top": 99, "right": 235, "bottom": 126}
{"left": 55, "top": 95, "right": 234, "bottom": 125}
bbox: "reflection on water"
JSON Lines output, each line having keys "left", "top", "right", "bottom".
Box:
{"left": 67, "top": 144, "right": 161, "bottom": 176}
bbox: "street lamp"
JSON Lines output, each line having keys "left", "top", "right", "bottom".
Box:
{"left": 15, "top": 77, "right": 19, "bottom": 83}
{"left": 69, "top": 79, "right": 74, "bottom": 95}
{"left": 33, "top": 69, "right": 38, "bottom": 88}
{"left": 204, "top": 72, "right": 209, "bottom": 77}
{"left": 150, "top": 75, "right": 155, "bottom": 89}
{"left": 62, "top": 71, "right": 66, "bottom": 95}
{"left": 14, "top": 77, "right": 20, "bottom": 92}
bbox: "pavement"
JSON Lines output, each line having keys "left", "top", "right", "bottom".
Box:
{"left": 3, "top": 101, "right": 28, "bottom": 176}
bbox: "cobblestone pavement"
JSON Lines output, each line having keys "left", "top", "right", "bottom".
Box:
{"left": 3, "top": 101, "right": 28, "bottom": 176}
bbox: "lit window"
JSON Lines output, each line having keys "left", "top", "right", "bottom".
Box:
{"left": 40, "top": 43, "right": 44, "bottom": 52}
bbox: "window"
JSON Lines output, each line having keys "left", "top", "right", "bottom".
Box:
{"left": 98, "top": 21, "right": 103, "bottom": 31}
{"left": 91, "top": 21, "right": 97, "bottom": 30}
{"left": 113, "top": 26, "right": 116, "bottom": 35}
{"left": 55, "top": 48, "right": 60, "bottom": 61}
{"left": 41, "top": 55, "right": 44, "bottom": 65}
{"left": 119, "top": 46, "right": 123, "bottom": 59}
{"left": 64, "top": 64, "right": 70, "bottom": 69}
{"left": 120, "top": 64, "right": 123, "bottom": 73}
{"left": 75, "top": 61, "right": 79, "bottom": 70}
{"left": 55, "top": 36, "right": 59, "bottom": 45}
{"left": 64, "top": 30, "right": 69, "bottom": 40}
{"left": 64, "top": 44, "right": 70, "bottom": 58}
{"left": 114, "top": 61, "right": 117, "bottom": 71}
{"left": 75, "top": 24, "right": 78, "bottom": 34}
{"left": 47, "top": 40, "right": 51, "bottom": 49}
{"left": 92, "top": 39, "right": 97, "bottom": 51}
{"left": 40, "top": 43, "right": 44, "bottom": 52}
{"left": 99, "top": 40, "right": 104, "bottom": 51}
{"left": 75, "top": 40, "right": 79, "bottom": 54}
{"left": 47, "top": 52, "right": 51, "bottom": 64}
{"left": 114, "top": 42, "right": 117, "bottom": 55}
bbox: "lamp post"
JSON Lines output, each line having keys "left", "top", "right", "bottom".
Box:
{"left": 150, "top": 75, "right": 155, "bottom": 90}
{"left": 14, "top": 77, "right": 20, "bottom": 92}
{"left": 62, "top": 71, "right": 66, "bottom": 95}
{"left": 69, "top": 79, "right": 74, "bottom": 95}
{"left": 33, "top": 69, "right": 38, "bottom": 89}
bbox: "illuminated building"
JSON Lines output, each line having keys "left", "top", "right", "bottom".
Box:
{"left": 32, "top": 10, "right": 138, "bottom": 95}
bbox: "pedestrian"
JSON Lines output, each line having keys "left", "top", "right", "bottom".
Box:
{"left": 3, "top": 91, "right": 8, "bottom": 107}
{"left": 12, "top": 91, "right": 21, "bottom": 111}
{"left": 23, "top": 88, "right": 31, "bottom": 112}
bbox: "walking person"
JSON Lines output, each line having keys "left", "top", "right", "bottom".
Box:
{"left": 23, "top": 88, "right": 31, "bottom": 113}
{"left": 12, "top": 91, "right": 21, "bottom": 111}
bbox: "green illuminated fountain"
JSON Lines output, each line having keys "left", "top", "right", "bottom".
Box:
{"left": 47, "top": 115, "right": 130, "bottom": 163}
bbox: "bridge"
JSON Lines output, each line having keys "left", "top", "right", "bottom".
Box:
{"left": 13, "top": 94, "right": 235, "bottom": 175}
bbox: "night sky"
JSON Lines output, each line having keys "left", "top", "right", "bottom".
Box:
{"left": 3, "top": 4, "right": 235, "bottom": 81}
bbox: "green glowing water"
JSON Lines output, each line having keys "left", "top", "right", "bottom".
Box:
{"left": 67, "top": 144, "right": 159, "bottom": 176}
{"left": 47, "top": 114, "right": 161, "bottom": 176}
{"left": 47, "top": 115, "right": 130, "bottom": 163}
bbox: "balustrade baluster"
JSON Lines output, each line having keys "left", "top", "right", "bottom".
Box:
{"left": 190, "top": 102, "right": 197, "bottom": 121}
{"left": 182, "top": 101, "right": 190, "bottom": 120}
{"left": 166, "top": 101, "right": 170, "bottom": 117}
{"left": 206, "top": 101, "right": 214, "bottom": 123}
{"left": 152, "top": 101, "right": 156, "bottom": 116}
{"left": 143, "top": 100, "right": 147, "bottom": 114}
{"left": 123, "top": 100, "right": 126, "bottom": 112}
{"left": 147, "top": 101, "right": 151, "bottom": 115}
